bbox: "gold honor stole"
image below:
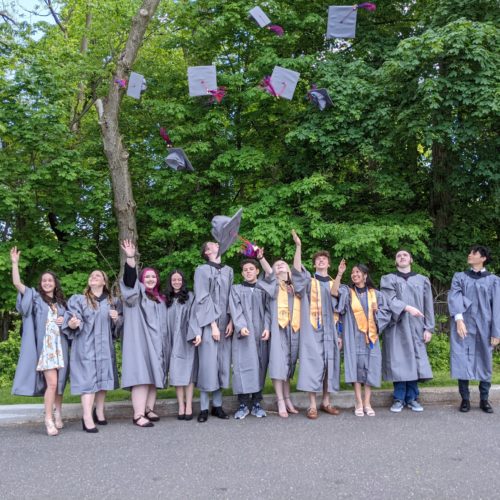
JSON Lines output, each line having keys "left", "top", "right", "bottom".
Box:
{"left": 277, "top": 281, "right": 300, "bottom": 332}
{"left": 350, "top": 288, "right": 378, "bottom": 347}
{"left": 309, "top": 276, "right": 337, "bottom": 330}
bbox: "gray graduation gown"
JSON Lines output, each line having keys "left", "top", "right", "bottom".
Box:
{"left": 380, "top": 273, "right": 434, "bottom": 382}
{"left": 292, "top": 267, "right": 341, "bottom": 393}
{"left": 448, "top": 271, "right": 500, "bottom": 381}
{"left": 120, "top": 279, "right": 168, "bottom": 389}
{"left": 168, "top": 292, "right": 196, "bottom": 387}
{"left": 268, "top": 277, "right": 300, "bottom": 382}
{"left": 12, "top": 287, "right": 69, "bottom": 396}
{"left": 189, "top": 263, "right": 233, "bottom": 392}
{"left": 229, "top": 278, "right": 274, "bottom": 395}
{"left": 62, "top": 295, "right": 122, "bottom": 395}
{"left": 336, "top": 285, "right": 391, "bottom": 387}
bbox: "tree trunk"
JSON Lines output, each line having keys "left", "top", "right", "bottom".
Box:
{"left": 99, "top": 0, "right": 161, "bottom": 267}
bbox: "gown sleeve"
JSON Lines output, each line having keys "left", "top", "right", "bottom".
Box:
{"left": 229, "top": 286, "right": 248, "bottom": 338}
{"left": 291, "top": 267, "right": 311, "bottom": 299}
{"left": 193, "top": 266, "right": 220, "bottom": 328}
{"left": 380, "top": 274, "right": 407, "bottom": 320}
{"left": 490, "top": 278, "right": 500, "bottom": 339}
{"left": 120, "top": 263, "right": 141, "bottom": 308}
{"left": 375, "top": 290, "right": 392, "bottom": 333}
{"left": 335, "top": 285, "right": 351, "bottom": 315}
{"left": 447, "top": 273, "right": 472, "bottom": 317}
{"left": 62, "top": 295, "right": 84, "bottom": 339}
{"left": 422, "top": 277, "right": 435, "bottom": 333}
{"left": 16, "top": 287, "right": 37, "bottom": 317}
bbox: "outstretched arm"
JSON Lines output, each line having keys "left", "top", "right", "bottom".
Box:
{"left": 292, "top": 230, "right": 302, "bottom": 272}
{"left": 10, "top": 247, "right": 26, "bottom": 295}
{"left": 256, "top": 247, "right": 272, "bottom": 276}
{"left": 331, "top": 259, "right": 346, "bottom": 297}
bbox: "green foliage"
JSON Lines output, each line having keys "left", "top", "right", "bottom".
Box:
{"left": 0, "top": 321, "right": 21, "bottom": 387}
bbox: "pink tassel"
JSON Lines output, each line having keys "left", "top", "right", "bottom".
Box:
{"left": 207, "top": 86, "right": 226, "bottom": 104}
{"left": 114, "top": 78, "right": 127, "bottom": 88}
{"left": 239, "top": 236, "right": 259, "bottom": 258}
{"left": 260, "top": 76, "right": 287, "bottom": 98}
{"left": 357, "top": 3, "right": 377, "bottom": 11}
{"left": 159, "top": 127, "right": 173, "bottom": 146}
{"left": 267, "top": 24, "right": 284, "bottom": 36}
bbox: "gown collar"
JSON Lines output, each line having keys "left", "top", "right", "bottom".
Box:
{"left": 207, "top": 261, "right": 224, "bottom": 271}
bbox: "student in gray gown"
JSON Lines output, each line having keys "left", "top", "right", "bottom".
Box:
{"left": 332, "top": 261, "right": 391, "bottom": 417}
{"left": 165, "top": 269, "right": 199, "bottom": 421}
{"left": 380, "top": 250, "right": 434, "bottom": 413}
{"left": 229, "top": 251, "right": 274, "bottom": 419}
{"left": 120, "top": 240, "right": 168, "bottom": 427}
{"left": 448, "top": 245, "right": 500, "bottom": 413}
{"left": 267, "top": 259, "right": 300, "bottom": 418}
{"left": 10, "top": 247, "right": 69, "bottom": 436}
{"left": 291, "top": 230, "right": 342, "bottom": 420}
{"left": 63, "top": 269, "right": 122, "bottom": 433}
{"left": 190, "top": 241, "right": 234, "bottom": 422}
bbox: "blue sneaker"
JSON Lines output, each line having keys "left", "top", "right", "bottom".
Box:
{"left": 234, "top": 404, "right": 249, "bottom": 420}
{"left": 390, "top": 400, "right": 404, "bottom": 413}
{"left": 407, "top": 400, "right": 424, "bottom": 412}
{"left": 251, "top": 403, "right": 267, "bottom": 418}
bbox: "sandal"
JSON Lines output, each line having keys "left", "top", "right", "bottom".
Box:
{"left": 133, "top": 415, "right": 154, "bottom": 428}
{"left": 320, "top": 403, "right": 340, "bottom": 415}
{"left": 54, "top": 411, "right": 64, "bottom": 430}
{"left": 145, "top": 408, "right": 160, "bottom": 422}
{"left": 276, "top": 399, "right": 288, "bottom": 418}
{"left": 364, "top": 406, "right": 376, "bottom": 417}
{"left": 354, "top": 405, "right": 364, "bottom": 417}
{"left": 45, "top": 419, "right": 59, "bottom": 436}
{"left": 284, "top": 397, "right": 299, "bottom": 414}
{"left": 306, "top": 407, "right": 318, "bottom": 420}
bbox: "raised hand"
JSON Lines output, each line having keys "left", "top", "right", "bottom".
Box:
{"left": 291, "top": 229, "right": 301, "bottom": 247}
{"left": 338, "top": 258, "right": 347, "bottom": 276}
{"left": 10, "top": 247, "right": 21, "bottom": 264}
{"left": 120, "top": 239, "right": 136, "bottom": 258}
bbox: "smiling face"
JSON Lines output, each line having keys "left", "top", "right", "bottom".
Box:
{"left": 395, "top": 250, "right": 412, "bottom": 268}
{"left": 467, "top": 250, "right": 486, "bottom": 268}
{"left": 142, "top": 270, "right": 158, "bottom": 291}
{"left": 273, "top": 260, "right": 290, "bottom": 279}
{"left": 170, "top": 272, "right": 183, "bottom": 292}
{"left": 40, "top": 273, "right": 56, "bottom": 295}
{"left": 88, "top": 270, "right": 106, "bottom": 288}
{"left": 314, "top": 254, "right": 330, "bottom": 272}
{"left": 351, "top": 266, "right": 367, "bottom": 287}
{"left": 242, "top": 262, "right": 259, "bottom": 283}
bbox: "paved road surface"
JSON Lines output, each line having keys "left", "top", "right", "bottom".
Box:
{"left": 1, "top": 405, "right": 499, "bottom": 499}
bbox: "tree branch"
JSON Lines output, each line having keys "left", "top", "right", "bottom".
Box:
{"left": 43, "top": 0, "right": 67, "bottom": 34}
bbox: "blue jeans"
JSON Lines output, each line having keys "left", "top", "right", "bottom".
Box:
{"left": 393, "top": 381, "right": 419, "bottom": 403}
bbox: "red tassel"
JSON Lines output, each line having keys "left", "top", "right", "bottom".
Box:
{"left": 357, "top": 3, "right": 377, "bottom": 11}
{"left": 159, "top": 127, "right": 173, "bottom": 146}
{"left": 267, "top": 24, "right": 284, "bottom": 36}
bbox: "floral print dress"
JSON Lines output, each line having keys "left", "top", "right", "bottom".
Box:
{"left": 36, "top": 305, "right": 64, "bottom": 371}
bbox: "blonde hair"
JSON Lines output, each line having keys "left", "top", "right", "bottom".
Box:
{"left": 84, "top": 269, "right": 113, "bottom": 309}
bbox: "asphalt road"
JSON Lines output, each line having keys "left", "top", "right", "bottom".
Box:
{"left": 1, "top": 404, "right": 499, "bottom": 499}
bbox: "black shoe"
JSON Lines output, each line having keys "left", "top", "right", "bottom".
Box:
{"left": 92, "top": 407, "right": 107, "bottom": 425}
{"left": 480, "top": 400, "right": 494, "bottom": 413}
{"left": 145, "top": 409, "right": 160, "bottom": 422}
{"left": 211, "top": 406, "right": 229, "bottom": 419}
{"left": 177, "top": 413, "right": 186, "bottom": 421}
{"left": 459, "top": 399, "right": 470, "bottom": 412}
{"left": 82, "top": 418, "right": 99, "bottom": 433}
{"left": 197, "top": 410, "right": 209, "bottom": 423}
{"left": 133, "top": 415, "right": 154, "bottom": 427}
{"left": 185, "top": 413, "right": 193, "bottom": 421}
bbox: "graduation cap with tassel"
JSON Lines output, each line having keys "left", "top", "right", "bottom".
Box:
{"left": 326, "top": 3, "right": 377, "bottom": 39}
{"left": 261, "top": 66, "right": 300, "bottom": 100}
{"left": 307, "top": 84, "right": 333, "bottom": 111}
{"left": 159, "top": 125, "right": 194, "bottom": 172}
{"left": 187, "top": 66, "right": 227, "bottom": 104}
{"left": 248, "top": 6, "right": 285, "bottom": 36}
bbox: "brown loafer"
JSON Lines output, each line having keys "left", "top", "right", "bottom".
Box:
{"left": 306, "top": 407, "right": 318, "bottom": 420}
{"left": 320, "top": 404, "right": 340, "bottom": 415}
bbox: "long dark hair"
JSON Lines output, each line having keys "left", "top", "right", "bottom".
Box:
{"left": 37, "top": 271, "right": 66, "bottom": 308}
{"left": 164, "top": 270, "right": 190, "bottom": 307}
{"left": 349, "top": 263, "right": 376, "bottom": 290}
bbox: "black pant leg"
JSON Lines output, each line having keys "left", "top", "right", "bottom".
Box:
{"left": 458, "top": 379, "right": 470, "bottom": 400}
{"left": 238, "top": 393, "right": 250, "bottom": 406}
{"left": 251, "top": 391, "right": 263, "bottom": 405}
{"left": 479, "top": 381, "right": 491, "bottom": 401}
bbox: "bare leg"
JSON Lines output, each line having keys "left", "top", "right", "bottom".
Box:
{"left": 54, "top": 392, "right": 64, "bottom": 429}
{"left": 354, "top": 382, "right": 363, "bottom": 410}
{"left": 145, "top": 385, "right": 158, "bottom": 418}
{"left": 131, "top": 385, "right": 149, "bottom": 425}
{"left": 185, "top": 383, "right": 194, "bottom": 415}
{"left": 283, "top": 380, "right": 298, "bottom": 413}
{"left": 81, "top": 393, "right": 96, "bottom": 429}
{"left": 94, "top": 390, "right": 107, "bottom": 420}
{"left": 321, "top": 374, "right": 330, "bottom": 407}
{"left": 272, "top": 379, "right": 288, "bottom": 417}
{"left": 176, "top": 386, "right": 186, "bottom": 415}
{"left": 43, "top": 369, "right": 58, "bottom": 435}
{"left": 363, "top": 385, "right": 374, "bottom": 415}
{"left": 308, "top": 392, "right": 317, "bottom": 410}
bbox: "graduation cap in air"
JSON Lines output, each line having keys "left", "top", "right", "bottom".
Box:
{"left": 308, "top": 87, "right": 333, "bottom": 111}
{"left": 159, "top": 126, "right": 194, "bottom": 172}
{"left": 127, "top": 72, "right": 147, "bottom": 99}
{"left": 187, "top": 65, "right": 226, "bottom": 103}
{"left": 211, "top": 208, "right": 243, "bottom": 257}
{"left": 326, "top": 3, "right": 376, "bottom": 39}
{"left": 261, "top": 66, "right": 300, "bottom": 100}
{"left": 248, "top": 6, "right": 284, "bottom": 36}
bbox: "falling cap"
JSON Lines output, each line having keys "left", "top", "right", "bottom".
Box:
{"left": 211, "top": 208, "right": 243, "bottom": 257}
{"left": 326, "top": 5, "right": 358, "bottom": 39}
{"left": 187, "top": 65, "right": 218, "bottom": 97}
{"left": 308, "top": 88, "right": 333, "bottom": 111}
{"left": 165, "top": 148, "right": 194, "bottom": 172}
{"left": 248, "top": 6, "right": 272, "bottom": 28}
{"left": 127, "top": 72, "right": 147, "bottom": 99}
{"left": 269, "top": 66, "right": 300, "bottom": 100}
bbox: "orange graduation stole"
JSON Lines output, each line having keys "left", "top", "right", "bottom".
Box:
{"left": 277, "top": 281, "right": 300, "bottom": 332}
{"left": 309, "top": 276, "right": 334, "bottom": 330}
{"left": 350, "top": 288, "right": 378, "bottom": 347}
